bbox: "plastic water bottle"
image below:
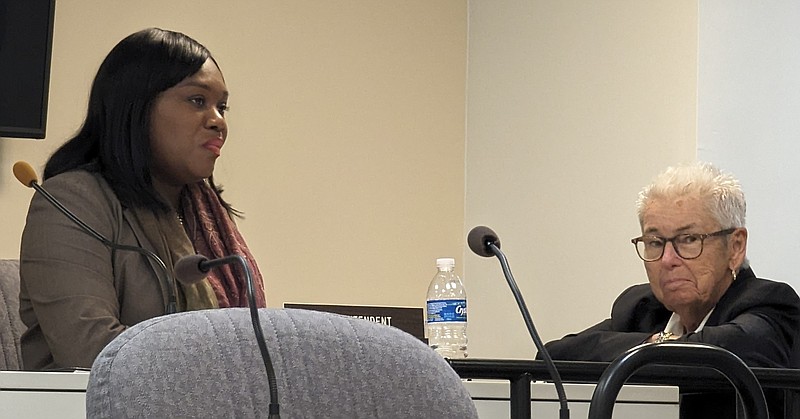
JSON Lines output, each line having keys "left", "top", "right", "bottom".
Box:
{"left": 426, "top": 257, "right": 467, "bottom": 358}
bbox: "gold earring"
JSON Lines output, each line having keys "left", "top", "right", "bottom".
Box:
{"left": 731, "top": 269, "right": 737, "bottom": 281}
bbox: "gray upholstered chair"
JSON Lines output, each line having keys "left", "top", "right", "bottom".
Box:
{"left": 86, "top": 308, "right": 478, "bottom": 419}
{"left": 0, "top": 259, "right": 25, "bottom": 370}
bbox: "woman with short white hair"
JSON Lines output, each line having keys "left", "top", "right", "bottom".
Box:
{"left": 543, "top": 162, "right": 800, "bottom": 418}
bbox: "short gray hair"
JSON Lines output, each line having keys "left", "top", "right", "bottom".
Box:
{"left": 636, "top": 162, "right": 746, "bottom": 230}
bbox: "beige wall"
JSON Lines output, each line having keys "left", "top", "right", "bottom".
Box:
{"left": 464, "top": 0, "right": 698, "bottom": 359}
{"left": 1, "top": 0, "right": 702, "bottom": 361}
{"left": 0, "top": 1, "right": 467, "bottom": 309}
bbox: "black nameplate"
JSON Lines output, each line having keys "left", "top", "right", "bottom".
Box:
{"left": 284, "top": 303, "right": 425, "bottom": 341}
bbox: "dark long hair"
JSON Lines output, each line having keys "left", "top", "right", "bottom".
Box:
{"left": 45, "top": 27, "right": 234, "bottom": 214}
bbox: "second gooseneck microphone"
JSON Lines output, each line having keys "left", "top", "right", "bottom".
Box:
{"left": 468, "top": 225, "right": 570, "bottom": 419}
{"left": 13, "top": 161, "right": 178, "bottom": 314}
{"left": 174, "top": 254, "right": 280, "bottom": 419}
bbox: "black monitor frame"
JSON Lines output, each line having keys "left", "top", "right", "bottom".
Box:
{"left": 0, "top": 0, "right": 56, "bottom": 139}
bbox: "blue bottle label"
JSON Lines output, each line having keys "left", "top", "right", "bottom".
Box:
{"left": 427, "top": 299, "right": 467, "bottom": 323}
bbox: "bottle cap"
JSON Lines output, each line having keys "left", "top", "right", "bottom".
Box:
{"left": 436, "top": 258, "right": 455, "bottom": 269}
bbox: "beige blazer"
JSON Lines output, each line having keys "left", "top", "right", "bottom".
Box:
{"left": 19, "top": 170, "right": 171, "bottom": 370}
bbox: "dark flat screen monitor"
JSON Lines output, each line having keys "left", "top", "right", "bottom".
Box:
{"left": 0, "top": 0, "right": 56, "bottom": 139}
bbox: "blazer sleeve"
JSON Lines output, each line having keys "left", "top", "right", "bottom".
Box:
{"left": 680, "top": 278, "right": 800, "bottom": 368}
{"left": 541, "top": 284, "right": 669, "bottom": 362}
{"left": 19, "top": 172, "right": 126, "bottom": 368}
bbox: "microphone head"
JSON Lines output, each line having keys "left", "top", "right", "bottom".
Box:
{"left": 467, "top": 226, "right": 501, "bottom": 258}
{"left": 174, "top": 254, "right": 211, "bottom": 285}
{"left": 13, "top": 161, "right": 39, "bottom": 187}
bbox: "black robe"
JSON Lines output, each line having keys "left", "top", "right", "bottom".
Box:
{"left": 542, "top": 268, "right": 800, "bottom": 418}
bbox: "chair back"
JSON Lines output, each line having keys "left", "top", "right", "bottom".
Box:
{"left": 0, "top": 259, "right": 24, "bottom": 370}
{"left": 86, "top": 308, "right": 478, "bottom": 419}
{"left": 588, "top": 342, "right": 769, "bottom": 419}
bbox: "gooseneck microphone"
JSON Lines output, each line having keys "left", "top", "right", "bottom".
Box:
{"left": 13, "top": 161, "right": 178, "bottom": 314}
{"left": 174, "top": 253, "right": 280, "bottom": 419}
{"left": 468, "top": 225, "right": 570, "bottom": 419}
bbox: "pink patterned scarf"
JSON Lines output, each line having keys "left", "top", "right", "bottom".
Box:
{"left": 181, "top": 181, "right": 266, "bottom": 308}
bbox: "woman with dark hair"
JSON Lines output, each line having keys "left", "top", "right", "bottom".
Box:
{"left": 18, "top": 28, "right": 266, "bottom": 370}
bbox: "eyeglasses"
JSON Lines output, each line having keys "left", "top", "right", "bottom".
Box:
{"left": 631, "top": 228, "right": 737, "bottom": 262}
